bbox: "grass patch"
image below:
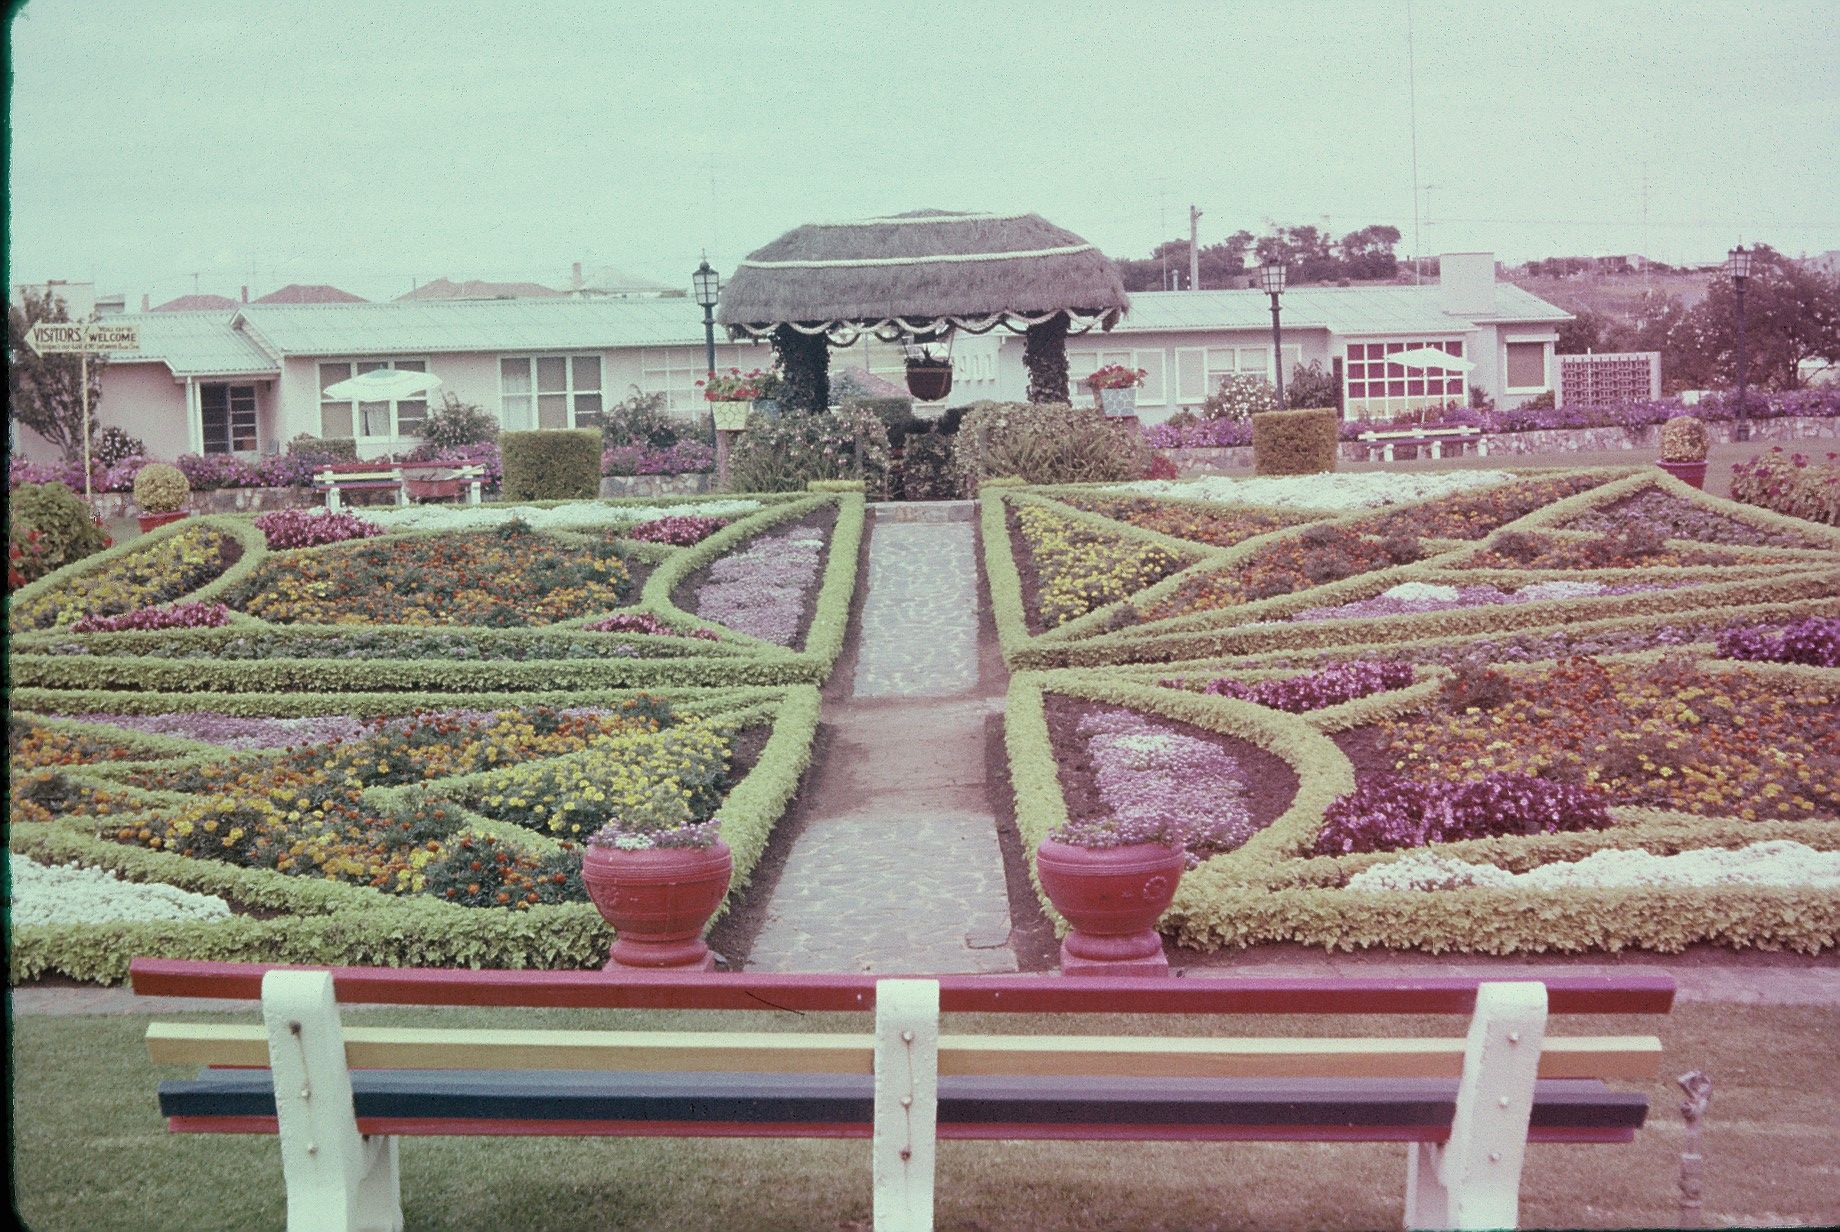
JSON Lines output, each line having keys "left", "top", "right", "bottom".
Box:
{"left": 10, "top": 1001, "right": 1838, "bottom": 1230}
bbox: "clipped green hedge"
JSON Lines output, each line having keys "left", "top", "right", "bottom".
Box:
{"left": 500, "top": 429, "right": 602, "bottom": 501}
{"left": 1252, "top": 407, "right": 1338, "bottom": 476}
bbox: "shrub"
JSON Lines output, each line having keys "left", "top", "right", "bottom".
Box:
{"left": 601, "top": 389, "right": 693, "bottom": 449}
{"left": 132, "top": 462, "right": 191, "bottom": 512}
{"left": 897, "top": 431, "right": 956, "bottom": 500}
{"left": 949, "top": 401, "right": 1150, "bottom": 493}
{"left": 8, "top": 483, "right": 110, "bottom": 588}
{"left": 419, "top": 393, "right": 500, "bottom": 450}
{"left": 1251, "top": 407, "right": 1338, "bottom": 475}
{"left": 175, "top": 453, "right": 256, "bottom": 491}
{"left": 728, "top": 407, "right": 892, "bottom": 494}
{"left": 844, "top": 396, "right": 919, "bottom": 436}
{"left": 92, "top": 427, "right": 147, "bottom": 468}
{"left": 1201, "top": 373, "right": 1279, "bottom": 422}
{"left": 1660, "top": 415, "right": 1710, "bottom": 462}
{"left": 1143, "top": 454, "right": 1179, "bottom": 481}
{"left": 1729, "top": 448, "right": 1840, "bottom": 526}
{"left": 499, "top": 429, "right": 602, "bottom": 501}
{"left": 252, "top": 508, "right": 383, "bottom": 549}
{"left": 1284, "top": 361, "right": 1341, "bottom": 411}
{"left": 287, "top": 434, "right": 359, "bottom": 462}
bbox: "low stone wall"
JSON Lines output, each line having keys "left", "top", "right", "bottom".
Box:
{"left": 90, "top": 486, "right": 319, "bottom": 520}
{"left": 599, "top": 473, "right": 714, "bottom": 498}
{"left": 1163, "top": 414, "right": 1839, "bottom": 472}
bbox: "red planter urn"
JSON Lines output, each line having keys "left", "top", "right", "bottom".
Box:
{"left": 581, "top": 840, "right": 732, "bottom": 971}
{"left": 1656, "top": 458, "right": 1708, "bottom": 489}
{"left": 136, "top": 509, "right": 190, "bottom": 534}
{"left": 1035, "top": 838, "right": 1184, "bottom": 976}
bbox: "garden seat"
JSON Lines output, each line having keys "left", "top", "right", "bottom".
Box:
{"left": 313, "top": 463, "right": 484, "bottom": 511}
{"left": 1358, "top": 424, "right": 1490, "bottom": 461}
{"left": 134, "top": 959, "right": 1673, "bottom": 1232}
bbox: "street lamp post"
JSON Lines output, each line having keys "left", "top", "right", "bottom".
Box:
{"left": 1726, "top": 245, "right": 1751, "bottom": 443}
{"left": 692, "top": 260, "right": 727, "bottom": 486}
{"left": 1263, "top": 261, "right": 1288, "bottom": 409}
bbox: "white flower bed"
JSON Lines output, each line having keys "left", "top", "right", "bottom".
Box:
{"left": 11, "top": 855, "right": 233, "bottom": 926}
{"left": 360, "top": 499, "right": 764, "bottom": 534}
{"left": 1346, "top": 840, "right": 1840, "bottom": 893}
{"left": 1104, "top": 471, "right": 1521, "bottom": 512}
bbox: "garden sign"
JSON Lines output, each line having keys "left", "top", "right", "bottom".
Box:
{"left": 25, "top": 320, "right": 141, "bottom": 503}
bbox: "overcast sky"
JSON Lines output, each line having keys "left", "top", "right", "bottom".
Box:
{"left": 8, "top": 0, "right": 1838, "bottom": 305}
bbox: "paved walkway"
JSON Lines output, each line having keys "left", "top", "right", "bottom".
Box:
{"left": 747, "top": 517, "right": 1018, "bottom": 974}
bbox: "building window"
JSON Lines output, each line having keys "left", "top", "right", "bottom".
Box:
{"left": 500, "top": 355, "right": 603, "bottom": 430}
{"left": 1067, "top": 348, "right": 1168, "bottom": 405}
{"left": 1505, "top": 341, "right": 1547, "bottom": 390}
{"left": 201, "top": 384, "right": 257, "bottom": 454}
{"left": 319, "top": 359, "right": 428, "bottom": 440}
{"left": 1343, "top": 339, "right": 1466, "bottom": 421}
{"left": 640, "top": 349, "right": 705, "bottom": 414}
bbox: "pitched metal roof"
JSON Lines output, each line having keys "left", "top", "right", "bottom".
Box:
{"left": 229, "top": 298, "right": 718, "bottom": 356}
{"left": 252, "top": 283, "right": 368, "bottom": 304}
{"left": 397, "top": 278, "right": 565, "bottom": 301}
{"left": 151, "top": 293, "right": 240, "bottom": 312}
{"left": 1116, "top": 283, "right": 1568, "bottom": 336}
{"left": 100, "top": 311, "right": 279, "bottom": 376}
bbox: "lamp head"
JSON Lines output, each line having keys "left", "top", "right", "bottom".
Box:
{"left": 1726, "top": 245, "right": 1751, "bottom": 282}
{"left": 1261, "top": 262, "right": 1287, "bottom": 295}
{"left": 692, "top": 260, "right": 721, "bottom": 308}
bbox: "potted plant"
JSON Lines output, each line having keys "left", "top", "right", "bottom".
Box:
{"left": 1658, "top": 415, "right": 1711, "bottom": 489}
{"left": 699, "top": 367, "right": 781, "bottom": 430}
{"left": 1088, "top": 364, "right": 1149, "bottom": 417}
{"left": 579, "top": 796, "right": 732, "bottom": 970}
{"left": 1034, "top": 812, "right": 1188, "bottom": 976}
{"left": 904, "top": 351, "right": 954, "bottom": 403}
{"left": 132, "top": 462, "right": 192, "bottom": 533}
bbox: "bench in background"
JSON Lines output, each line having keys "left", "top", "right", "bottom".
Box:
{"left": 1357, "top": 425, "right": 1490, "bottom": 461}
{"left": 315, "top": 464, "right": 484, "bottom": 512}
{"left": 134, "top": 959, "right": 1675, "bottom": 1232}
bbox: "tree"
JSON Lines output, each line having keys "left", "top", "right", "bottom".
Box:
{"left": 1683, "top": 246, "right": 1840, "bottom": 390}
{"left": 1115, "top": 231, "right": 1254, "bottom": 292}
{"left": 8, "top": 288, "right": 107, "bottom": 462}
{"left": 1338, "top": 225, "right": 1401, "bottom": 280}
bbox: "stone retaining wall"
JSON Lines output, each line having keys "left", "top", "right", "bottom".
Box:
{"left": 599, "top": 473, "right": 714, "bottom": 498}
{"left": 1163, "top": 414, "right": 1839, "bottom": 472}
{"left": 90, "top": 486, "right": 320, "bottom": 520}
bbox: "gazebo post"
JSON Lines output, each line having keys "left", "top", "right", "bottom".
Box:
{"left": 1024, "top": 314, "right": 1070, "bottom": 404}
{"left": 772, "top": 325, "right": 831, "bottom": 413}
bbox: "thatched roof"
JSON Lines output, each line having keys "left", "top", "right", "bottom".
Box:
{"left": 716, "top": 210, "right": 1128, "bottom": 333}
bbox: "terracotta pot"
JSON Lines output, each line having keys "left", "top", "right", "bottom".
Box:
{"left": 1656, "top": 458, "right": 1708, "bottom": 489}
{"left": 136, "top": 510, "right": 190, "bottom": 534}
{"left": 582, "top": 840, "right": 732, "bottom": 970}
{"left": 1035, "top": 838, "right": 1184, "bottom": 975}
{"left": 711, "top": 400, "right": 751, "bottom": 431}
{"left": 906, "top": 364, "right": 953, "bottom": 402}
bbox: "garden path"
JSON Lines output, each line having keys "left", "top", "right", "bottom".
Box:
{"left": 743, "top": 513, "right": 1019, "bottom": 974}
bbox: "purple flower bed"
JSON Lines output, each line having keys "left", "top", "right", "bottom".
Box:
{"left": 253, "top": 508, "right": 384, "bottom": 549}
{"left": 1169, "top": 661, "right": 1416, "bottom": 712}
{"left": 1716, "top": 616, "right": 1840, "bottom": 668}
{"left": 583, "top": 612, "right": 721, "bottom": 640}
{"left": 624, "top": 515, "right": 728, "bottom": 545}
{"left": 1315, "top": 771, "right": 1613, "bottom": 855}
{"left": 70, "top": 602, "right": 232, "bottom": 633}
{"left": 1288, "top": 580, "right": 1656, "bottom": 623}
{"left": 1049, "top": 707, "right": 1260, "bottom": 865}
{"left": 601, "top": 441, "right": 715, "bottom": 477}
{"left": 71, "top": 712, "right": 370, "bottom": 750}
{"left": 175, "top": 452, "right": 260, "bottom": 490}
{"left": 693, "top": 526, "right": 826, "bottom": 646}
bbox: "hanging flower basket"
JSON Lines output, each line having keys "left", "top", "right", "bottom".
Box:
{"left": 711, "top": 400, "right": 751, "bottom": 431}
{"left": 906, "top": 362, "right": 953, "bottom": 402}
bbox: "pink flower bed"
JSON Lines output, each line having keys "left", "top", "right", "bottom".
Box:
{"left": 1315, "top": 772, "right": 1613, "bottom": 855}
{"left": 253, "top": 508, "right": 384, "bottom": 549}
{"left": 1289, "top": 580, "right": 1655, "bottom": 622}
{"left": 583, "top": 612, "right": 721, "bottom": 640}
{"left": 1717, "top": 616, "right": 1840, "bottom": 668}
{"left": 1168, "top": 661, "right": 1416, "bottom": 712}
{"left": 70, "top": 602, "right": 231, "bottom": 633}
{"left": 623, "top": 515, "right": 729, "bottom": 546}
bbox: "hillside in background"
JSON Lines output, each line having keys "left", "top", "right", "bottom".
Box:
{"left": 1505, "top": 271, "right": 1714, "bottom": 321}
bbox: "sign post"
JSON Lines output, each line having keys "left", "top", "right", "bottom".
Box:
{"left": 24, "top": 320, "right": 140, "bottom": 503}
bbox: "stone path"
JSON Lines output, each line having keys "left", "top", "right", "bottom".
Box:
{"left": 747, "top": 513, "right": 1018, "bottom": 973}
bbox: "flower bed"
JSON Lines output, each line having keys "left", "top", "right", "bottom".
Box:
{"left": 70, "top": 601, "right": 231, "bottom": 633}
{"left": 1165, "top": 661, "right": 1416, "bottom": 711}
{"left": 1346, "top": 475, "right": 1602, "bottom": 540}
{"left": 1011, "top": 504, "right": 1189, "bottom": 630}
{"left": 1144, "top": 524, "right": 1421, "bottom": 620}
{"left": 1059, "top": 495, "right": 1317, "bottom": 548}
{"left": 1729, "top": 448, "right": 1840, "bottom": 527}
{"left": 1560, "top": 486, "right": 1831, "bottom": 547}
{"left": 1454, "top": 529, "right": 1804, "bottom": 572}
{"left": 1106, "top": 470, "right": 1523, "bottom": 512}
{"left": 687, "top": 516, "right": 831, "bottom": 647}
{"left": 12, "top": 855, "right": 233, "bottom": 926}
{"left": 10, "top": 524, "right": 243, "bottom": 632}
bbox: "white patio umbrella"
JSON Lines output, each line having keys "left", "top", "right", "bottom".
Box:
{"left": 321, "top": 369, "right": 445, "bottom": 401}
{"left": 1386, "top": 347, "right": 1475, "bottom": 373}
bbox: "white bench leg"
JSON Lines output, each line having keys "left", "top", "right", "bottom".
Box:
{"left": 1382, "top": 443, "right": 1395, "bottom": 462}
{"left": 1403, "top": 981, "right": 1549, "bottom": 1231}
{"left": 467, "top": 479, "right": 481, "bottom": 506}
{"left": 262, "top": 970, "right": 405, "bottom": 1232}
{"left": 1430, "top": 440, "right": 1443, "bottom": 460}
{"left": 1477, "top": 439, "right": 1489, "bottom": 458}
{"left": 327, "top": 487, "right": 342, "bottom": 513}
{"left": 873, "top": 979, "right": 940, "bottom": 1232}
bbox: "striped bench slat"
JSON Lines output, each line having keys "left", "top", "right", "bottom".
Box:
{"left": 159, "top": 1070, "right": 1647, "bottom": 1141}
{"left": 128, "top": 959, "right": 1677, "bottom": 1016}
{"left": 146, "top": 1023, "right": 1662, "bottom": 1081}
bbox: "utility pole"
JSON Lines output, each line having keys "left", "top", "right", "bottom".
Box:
{"left": 1189, "top": 206, "right": 1202, "bottom": 291}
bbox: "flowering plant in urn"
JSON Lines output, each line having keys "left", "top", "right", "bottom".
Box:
{"left": 1086, "top": 363, "right": 1148, "bottom": 391}
{"left": 697, "top": 366, "right": 782, "bottom": 401}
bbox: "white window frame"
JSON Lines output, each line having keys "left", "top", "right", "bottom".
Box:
{"left": 318, "top": 358, "right": 429, "bottom": 442}
{"left": 1068, "top": 347, "right": 1166, "bottom": 405}
{"left": 639, "top": 348, "right": 708, "bottom": 415}
{"left": 1175, "top": 347, "right": 1208, "bottom": 405}
{"left": 1502, "top": 337, "right": 1552, "bottom": 395}
{"left": 1341, "top": 337, "right": 1469, "bottom": 422}
{"left": 500, "top": 354, "right": 604, "bottom": 431}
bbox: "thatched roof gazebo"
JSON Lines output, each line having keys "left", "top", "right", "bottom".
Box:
{"left": 716, "top": 210, "right": 1130, "bottom": 410}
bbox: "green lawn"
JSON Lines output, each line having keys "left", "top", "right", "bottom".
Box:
{"left": 10, "top": 1001, "right": 1837, "bottom": 1231}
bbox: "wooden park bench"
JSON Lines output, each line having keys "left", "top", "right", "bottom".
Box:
{"left": 314, "top": 463, "right": 485, "bottom": 512}
{"left": 133, "top": 958, "right": 1674, "bottom": 1232}
{"left": 1357, "top": 424, "right": 1490, "bottom": 461}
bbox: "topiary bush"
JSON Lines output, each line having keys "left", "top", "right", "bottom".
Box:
{"left": 132, "top": 462, "right": 191, "bottom": 513}
{"left": 1659, "top": 415, "right": 1710, "bottom": 462}
{"left": 419, "top": 393, "right": 500, "bottom": 450}
{"left": 499, "top": 429, "right": 602, "bottom": 501}
{"left": 1251, "top": 407, "right": 1339, "bottom": 476}
{"left": 8, "top": 482, "right": 110, "bottom": 588}
{"left": 948, "top": 401, "right": 1150, "bottom": 494}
